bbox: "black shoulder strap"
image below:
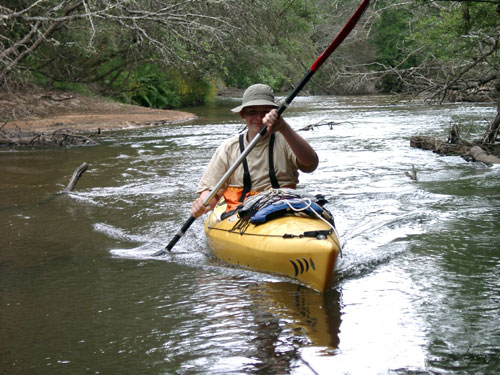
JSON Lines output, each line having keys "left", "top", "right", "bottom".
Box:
{"left": 239, "top": 134, "right": 252, "bottom": 202}
{"left": 238, "top": 133, "right": 280, "bottom": 202}
{"left": 268, "top": 133, "right": 280, "bottom": 189}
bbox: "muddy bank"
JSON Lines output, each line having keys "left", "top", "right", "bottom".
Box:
{"left": 0, "top": 88, "right": 196, "bottom": 147}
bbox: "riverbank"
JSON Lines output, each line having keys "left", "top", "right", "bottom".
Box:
{"left": 0, "top": 87, "right": 196, "bottom": 146}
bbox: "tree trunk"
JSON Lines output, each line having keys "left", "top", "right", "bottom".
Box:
{"left": 482, "top": 112, "right": 500, "bottom": 145}
{"left": 481, "top": 71, "right": 500, "bottom": 145}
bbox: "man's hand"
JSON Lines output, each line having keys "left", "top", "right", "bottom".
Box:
{"left": 263, "top": 109, "right": 319, "bottom": 173}
{"left": 263, "top": 109, "right": 286, "bottom": 134}
{"left": 190, "top": 190, "right": 219, "bottom": 218}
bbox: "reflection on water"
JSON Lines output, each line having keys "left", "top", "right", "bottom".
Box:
{"left": 158, "top": 278, "right": 341, "bottom": 374}
{"left": 1, "top": 96, "right": 499, "bottom": 374}
{"left": 249, "top": 282, "right": 341, "bottom": 349}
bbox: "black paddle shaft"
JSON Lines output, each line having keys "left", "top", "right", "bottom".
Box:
{"left": 156, "top": 216, "right": 195, "bottom": 255}
{"left": 154, "top": 0, "right": 370, "bottom": 256}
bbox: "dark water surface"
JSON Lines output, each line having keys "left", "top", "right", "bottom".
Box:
{"left": 2, "top": 96, "right": 499, "bottom": 374}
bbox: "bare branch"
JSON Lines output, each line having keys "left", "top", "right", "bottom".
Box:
{"left": 0, "top": 0, "right": 239, "bottom": 83}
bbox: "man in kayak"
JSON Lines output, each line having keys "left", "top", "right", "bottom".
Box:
{"left": 190, "top": 83, "right": 319, "bottom": 218}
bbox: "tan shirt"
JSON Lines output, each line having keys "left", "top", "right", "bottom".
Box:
{"left": 197, "top": 131, "right": 300, "bottom": 194}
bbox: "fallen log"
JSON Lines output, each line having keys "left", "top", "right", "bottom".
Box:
{"left": 410, "top": 125, "right": 500, "bottom": 164}
{"left": 409, "top": 135, "right": 470, "bottom": 156}
{"left": 470, "top": 146, "right": 500, "bottom": 164}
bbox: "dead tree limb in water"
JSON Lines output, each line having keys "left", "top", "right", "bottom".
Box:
{"left": 482, "top": 71, "right": 500, "bottom": 145}
{"left": 470, "top": 146, "right": 500, "bottom": 164}
{"left": 410, "top": 134, "right": 470, "bottom": 156}
{"left": 405, "top": 165, "right": 417, "bottom": 181}
{"left": 411, "top": 123, "right": 500, "bottom": 164}
{"left": 64, "top": 163, "right": 88, "bottom": 192}
{"left": 481, "top": 111, "right": 500, "bottom": 145}
{"left": 299, "top": 120, "right": 353, "bottom": 131}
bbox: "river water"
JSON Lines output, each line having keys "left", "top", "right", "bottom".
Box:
{"left": 1, "top": 95, "right": 499, "bottom": 375}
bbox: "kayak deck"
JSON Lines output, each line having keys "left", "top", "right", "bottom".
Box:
{"left": 204, "top": 199, "right": 341, "bottom": 292}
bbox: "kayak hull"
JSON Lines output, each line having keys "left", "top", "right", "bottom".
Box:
{"left": 204, "top": 202, "right": 341, "bottom": 292}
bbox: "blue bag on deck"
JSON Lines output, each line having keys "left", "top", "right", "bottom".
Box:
{"left": 250, "top": 199, "right": 324, "bottom": 225}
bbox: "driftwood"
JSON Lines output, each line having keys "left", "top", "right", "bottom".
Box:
{"left": 64, "top": 163, "right": 88, "bottom": 192}
{"left": 410, "top": 135, "right": 470, "bottom": 155}
{"left": 299, "top": 120, "right": 352, "bottom": 131}
{"left": 0, "top": 126, "right": 97, "bottom": 147}
{"left": 470, "top": 146, "right": 500, "bottom": 164}
{"left": 410, "top": 124, "right": 500, "bottom": 164}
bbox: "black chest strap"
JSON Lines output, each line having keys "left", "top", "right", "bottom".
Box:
{"left": 238, "top": 133, "right": 281, "bottom": 202}
{"left": 238, "top": 133, "right": 252, "bottom": 202}
{"left": 268, "top": 133, "right": 281, "bottom": 190}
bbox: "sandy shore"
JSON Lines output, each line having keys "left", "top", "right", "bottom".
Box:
{"left": 1, "top": 88, "right": 196, "bottom": 135}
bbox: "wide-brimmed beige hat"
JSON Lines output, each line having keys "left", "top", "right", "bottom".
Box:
{"left": 231, "top": 84, "right": 277, "bottom": 113}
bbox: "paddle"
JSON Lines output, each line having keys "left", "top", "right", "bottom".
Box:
{"left": 154, "top": 0, "right": 370, "bottom": 256}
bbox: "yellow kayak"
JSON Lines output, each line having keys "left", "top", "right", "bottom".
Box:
{"left": 204, "top": 191, "right": 341, "bottom": 292}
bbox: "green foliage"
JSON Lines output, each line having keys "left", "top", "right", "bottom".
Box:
{"left": 5, "top": 0, "right": 497, "bottom": 102}
{"left": 221, "top": 0, "right": 318, "bottom": 91}
{"left": 373, "top": 7, "right": 410, "bottom": 66}
{"left": 115, "top": 64, "right": 216, "bottom": 109}
{"left": 370, "top": 1, "right": 499, "bottom": 93}
{"left": 409, "top": 2, "right": 499, "bottom": 61}
{"left": 23, "top": 58, "right": 95, "bottom": 96}
{"left": 371, "top": 5, "right": 420, "bottom": 91}
{"left": 222, "top": 45, "right": 291, "bottom": 91}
